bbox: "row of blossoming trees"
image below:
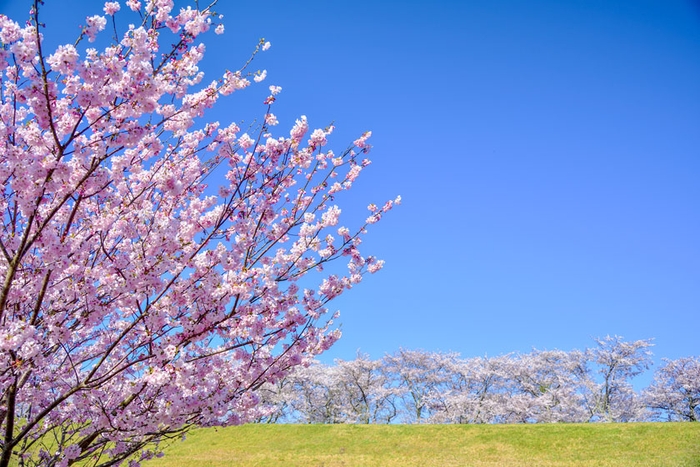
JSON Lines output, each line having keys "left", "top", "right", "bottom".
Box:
{"left": 254, "top": 336, "right": 700, "bottom": 424}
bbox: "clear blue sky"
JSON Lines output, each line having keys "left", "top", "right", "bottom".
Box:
{"left": 2, "top": 1, "right": 699, "bottom": 369}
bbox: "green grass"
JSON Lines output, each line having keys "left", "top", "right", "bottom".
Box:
{"left": 147, "top": 422, "right": 700, "bottom": 467}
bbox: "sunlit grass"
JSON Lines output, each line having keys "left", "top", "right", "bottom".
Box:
{"left": 147, "top": 422, "right": 700, "bottom": 467}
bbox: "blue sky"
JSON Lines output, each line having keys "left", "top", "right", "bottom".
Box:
{"left": 2, "top": 0, "right": 698, "bottom": 371}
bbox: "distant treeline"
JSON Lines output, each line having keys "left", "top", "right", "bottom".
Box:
{"left": 254, "top": 336, "right": 699, "bottom": 424}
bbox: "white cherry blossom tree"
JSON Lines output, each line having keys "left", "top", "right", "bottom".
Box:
{"left": 643, "top": 357, "right": 700, "bottom": 422}
{"left": 579, "top": 336, "right": 653, "bottom": 422}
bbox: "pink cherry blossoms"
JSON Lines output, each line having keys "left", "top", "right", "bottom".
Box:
{"left": 0, "top": 1, "right": 397, "bottom": 466}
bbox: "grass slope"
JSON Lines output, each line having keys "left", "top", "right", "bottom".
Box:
{"left": 148, "top": 422, "right": 700, "bottom": 467}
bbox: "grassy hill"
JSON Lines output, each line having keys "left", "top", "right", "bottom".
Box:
{"left": 147, "top": 422, "right": 700, "bottom": 467}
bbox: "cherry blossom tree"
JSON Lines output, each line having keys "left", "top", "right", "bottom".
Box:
{"left": 579, "top": 336, "right": 653, "bottom": 422}
{"left": 643, "top": 357, "right": 700, "bottom": 422}
{"left": 252, "top": 376, "right": 297, "bottom": 424}
{"left": 428, "top": 354, "right": 514, "bottom": 424}
{"left": 257, "top": 355, "right": 398, "bottom": 424}
{"left": 0, "top": 1, "right": 397, "bottom": 465}
{"left": 503, "top": 349, "right": 589, "bottom": 423}
{"left": 382, "top": 349, "right": 457, "bottom": 423}
{"left": 331, "top": 353, "right": 398, "bottom": 424}
{"left": 278, "top": 362, "right": 346, "bottom": 424}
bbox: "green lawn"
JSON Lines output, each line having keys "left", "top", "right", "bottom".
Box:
{"left": 147, "top": 422, "right": 700, "bottom": 467}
